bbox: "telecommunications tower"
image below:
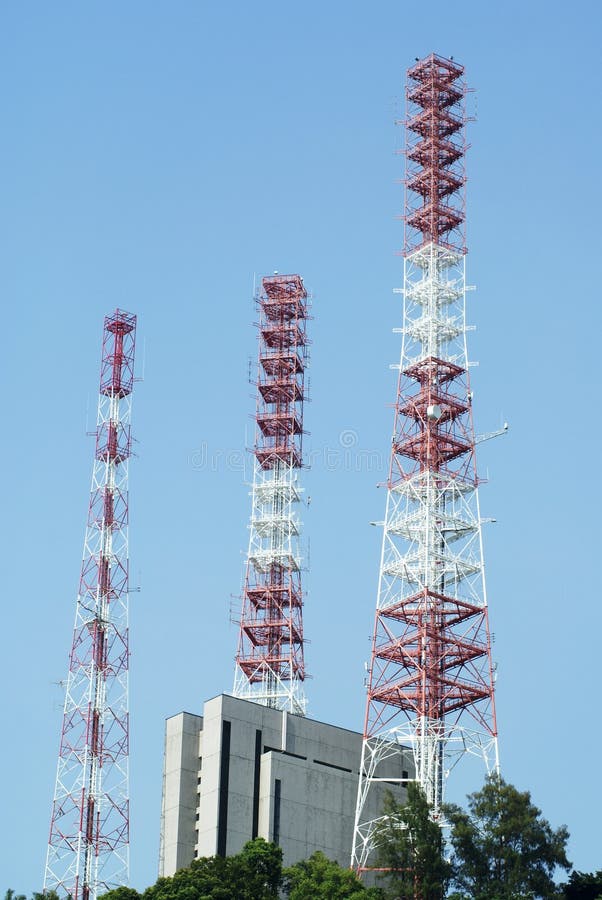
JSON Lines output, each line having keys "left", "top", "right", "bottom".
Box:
{"left": 233, "top": 274, "right": 309, "bottom": 715}
{"left": 45, "top": 310, "right": 137, "bottom": 900}
{"left": 352, "top": 54, "right": 499, "bottom": 873}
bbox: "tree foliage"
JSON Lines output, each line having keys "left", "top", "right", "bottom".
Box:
{"left": 99, "top": 839, "right": 380, "bottom": 900}
{"left": 372, "top": 783, "right": 450, "bottom": 900}
{"left": 560, "top": 870, "right": 602, "bottom": 900}
{"left": 446, "top": 773, "right": 571, "bottom": 899}
{"left": 97, "top": 889, "right": 140, "bottom": 900}
{"left": 284, "top": 850, "right": 382, "bottom": 899}
{"left": 4, "top": 892, "right": 60, "bottom": 900}
{"left": 101, "top": 838, "right": 282, "bottom": 900}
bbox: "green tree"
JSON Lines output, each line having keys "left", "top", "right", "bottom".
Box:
{"left": 284, "top": 850, "right": 383, "bottom": 899}
{"left": 446, "top": 773, "right": 570, "bottom": 899}
{"left": 101, "top": 839, "right": 282, "bottom": 900}
{"left": 372, "top": 783, "right": 450, "bottom": 900}
{"left": 560, "top": 870, "right": 602, "bottom": 899}
{"left": 4, "top": 892, "right": 60, "bottom": 900}
{"left": 97, "top": 889, "right": 141, "bottom": 900}
{"left": 234, "top": 837, "right": 283, "bottom": 900}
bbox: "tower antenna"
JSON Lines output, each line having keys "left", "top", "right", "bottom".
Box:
{"left": 352, "top": 54, "right": 499, "bottom": 874}
{"left": 233, "top": 274, "right": 310, "bottom": 715}
{"left": 45, "top": 309, "right": 137, "bottom": 900}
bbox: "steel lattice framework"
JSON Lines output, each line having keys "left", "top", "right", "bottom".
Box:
{"left": 233, "top": 274, "right": 309, "bottom": 715}
{"left": 352, "top": 54, "right": 499, "bottom": 874}
{"left": 45, "top": 310, "right": 137, "bottom": 900}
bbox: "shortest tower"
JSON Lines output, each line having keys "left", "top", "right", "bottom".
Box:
{"left": 233, "top": 274, "right": 310, "bottom": 715}
{"left": 45, "top": 310, "right": 137, "bottom": 900}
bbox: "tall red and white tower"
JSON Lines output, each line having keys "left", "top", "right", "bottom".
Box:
{"left": 352, "top": 55, "right": 499, "bottom": 872}
{"left": 45, "top": 310, "right": 137, "bottom": 900}
{"left": 233, "top": 274, "right": 309, "bottom": 715}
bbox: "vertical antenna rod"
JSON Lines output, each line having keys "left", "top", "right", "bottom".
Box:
{"left": 352, "top": 54, "right": 498, "bottom": 874}
{"left": 45, "top": 309, "right": 137, "bottom": 900}
{"left": 233, "top": 274, "right": 310, "bottom": 715}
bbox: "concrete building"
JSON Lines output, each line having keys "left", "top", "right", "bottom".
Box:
{"left": 159, "top": 693, "right": 413, "bottom": 876}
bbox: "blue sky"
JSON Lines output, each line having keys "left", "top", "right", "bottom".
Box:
{"left": 1, "top": 0, "right": 601, "bottom": 893}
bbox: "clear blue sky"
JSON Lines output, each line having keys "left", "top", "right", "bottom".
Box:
{"left": 1, "top": 0, "right": 600, "bottom": 893}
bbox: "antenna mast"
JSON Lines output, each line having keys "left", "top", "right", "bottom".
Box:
{"left": 352, "top": 54, "right": 498, "bottom": 874}
{"left": 45, "top": 309, "right": 137, "bottom": 900}
{"left": 233, "top": 274, "right": 309, "bottom": 715}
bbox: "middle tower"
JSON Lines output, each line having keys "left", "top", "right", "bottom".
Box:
{"left": 233, "top": 274, "right": 309, "bottom": 715}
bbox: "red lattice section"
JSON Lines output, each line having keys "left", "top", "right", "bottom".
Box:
{"left": 405, "top": 54, "right": 467, "bottom": 254}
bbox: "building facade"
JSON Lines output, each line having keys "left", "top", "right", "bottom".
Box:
{"left": 159, "top": 694, "right": 412, "bottom": 876}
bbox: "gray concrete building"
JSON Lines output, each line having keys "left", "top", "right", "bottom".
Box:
{"left": 159, "top": 693, "right": 412, "bottom": 877}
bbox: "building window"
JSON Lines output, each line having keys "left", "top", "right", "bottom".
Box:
{"left": 217, "top": 720, "right": 231, "bottom": 857}
{"left": 273, "top": 779, "right": 282, "bottom": 846}
{"left": 252, "top": 729, "right": 262, "bottom": 839}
